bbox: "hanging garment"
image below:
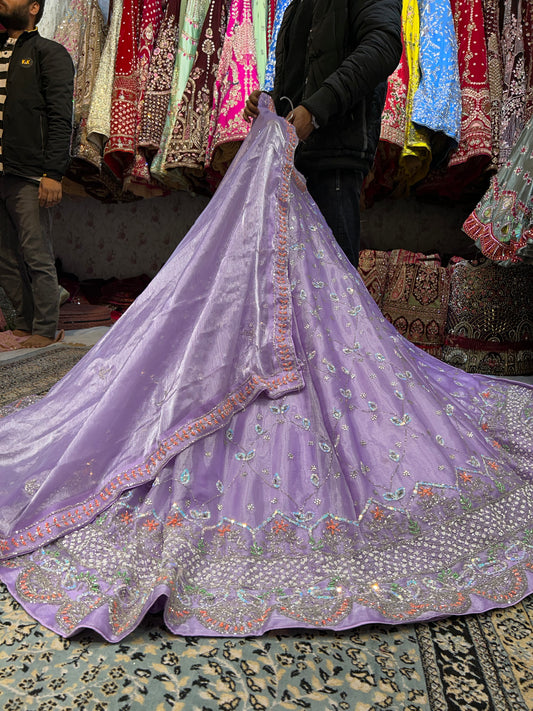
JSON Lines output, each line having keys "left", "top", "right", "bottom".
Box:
{"left": 498, "top": 0, "right": 527, "bottom": 167}
{"left": 37, "top": 0, "right": 71, "bottom": 39}
{"left": 380, "top": 32, "right": 408, "bottom": 150}
{"left": 397, "top": 0, "right": 431, "bottom": 192}
{"left": 266, "top": 0, "right": 276, "bottom": 49}
{"left": 363, "top": 29, "right": 408, "bottom": 203}
{"left": 252, "top": 0, "right": 268, "bottom": 87}
{"left": 410, "top": 0, "right": 461, "bottom": 157}
{"left": 50, "top": 0, "right": 109, "bottom": 195}
{"left": 447, "top": 0, "right": 491, "bottom": 168}
{"left": 482, "top": 0, "right": 503, "bottom": 169}
{"left": 443, "top": 259, "right": 533, "bottom": 377}
{"left": 150, "top": 0, "right": 212, "bottom": 186}
{"left": 524, "top": 0, "right": 533, "bottom": 123}
{"left": 137, "top": 0, "right": 165, "bottom": 99}
{"left": 262, "top": 0, "right": 291, "bottom": 92}
{"left": 132, "top": 0, "right": 182, "bottom": 189}
{"left": 124, "top": 0, "right": 165, "bottom": 195}
{"left": 163, "top": 0, "right": 227, "bottom": 175}
{"left": 67, "top": 0, "right": 107, "bottom": 176}
{"left": 87, "top": 0, "right": 124, "bottom": 153}
{"left": 414, "top": 0, "right": 492, "bottom": 200}
{"left": 357, "top": 250, "right": 391, "bottom": 311}
{"left": 53, "top": 0, "right": 91, "bottom": 64}
{"left": 99, "top": 0, "right": 111, "bottom": 18}
{"left": 71, "top": 0, "right": 107, "bottom": 128}
{"left": 205, "top": 0, "right": 260, "bottom": 173}
{"left": 75, "top": 0, "right": 139, "bottom": 202}
{"left": 103, "top": 0, "right": 142, "bottom": 178}
{"left": 462, "top": 116, "right": 533, "bottom": 265}
{"left": 137, "top": 0, "right": 181, "bottom": 153}
{"left": 380, "top": 250, "right": 453, "bottom": 360}
{"left": 0, "top": 97, "right": 533, "bottom": 642}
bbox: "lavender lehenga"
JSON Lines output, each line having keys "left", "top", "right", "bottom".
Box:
{"left": 1, "top": 97, "right": 533, "bottom": 642}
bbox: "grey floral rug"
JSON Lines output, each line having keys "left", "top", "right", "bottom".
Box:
{"left": 0, "top": 345, "right": 89, "bottom": 407}
{"left": 0, "top": 584, "right": 532, "bottom": 710}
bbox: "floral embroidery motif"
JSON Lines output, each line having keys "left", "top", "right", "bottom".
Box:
{"left": 164, "top": 0, "right": 227, "bottom": 173}
{"left": 463, "top": 117, "right": 533, "bottom": 265}
{"left": 205, "top": 0, "right": 260, "bottom": 172}
{"left": 1, "top": 101, "right": 532, "bottom": 643}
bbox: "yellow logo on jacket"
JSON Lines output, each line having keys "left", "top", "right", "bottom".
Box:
{"left": 21, "top": 58, "right": 33, "bottom": 67}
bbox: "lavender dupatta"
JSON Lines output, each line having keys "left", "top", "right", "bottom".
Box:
{"left": 0, "top": 98, "right": 303, "bottom": 551}
{"left": 1, "top": 97, "right": 533, "bottom": 641}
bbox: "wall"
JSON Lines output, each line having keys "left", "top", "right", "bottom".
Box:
{"left": 52, "top": 190, "right": 476, "bottom": 281}
{"left": 53, "top": 190, "right": 209, "bottom": 280}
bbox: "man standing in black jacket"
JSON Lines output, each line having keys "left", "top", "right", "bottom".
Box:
{"left": 245, "top": 0, "right": 402, "bottom": 268}
{"left": 0, "top": 0, "right": 74, "bottom": 348}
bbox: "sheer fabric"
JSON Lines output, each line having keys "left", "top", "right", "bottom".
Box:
{"left": 1, "top": 97, "right": 532, "bottom": 642}
{"left": 37, "top": 0, "right": 71, "bottom": 39}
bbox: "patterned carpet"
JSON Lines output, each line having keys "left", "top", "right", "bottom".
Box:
{"left": 0, "top": 345, "right": 89, "bottom": 406}
{"left": 0, "top": 348, "right": 532, "bottom": 710}
{"left": 0, "top": 588, "right": 532, "bottom": 710}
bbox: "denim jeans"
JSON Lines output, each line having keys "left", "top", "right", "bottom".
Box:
{"left": 0, "top": 175, "right": 58, "bottom": 337}
{"left": 305, "top": 169, "right": 365, "bottom": 268}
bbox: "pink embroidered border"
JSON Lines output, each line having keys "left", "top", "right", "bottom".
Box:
{"left": 463, "top": 212, "right": 531, "bottom": 264}
{"left": 0, "top": 109, "right": 303, "bottom": 560}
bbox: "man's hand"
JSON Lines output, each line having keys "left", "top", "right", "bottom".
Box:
{"left": 287, "top": 106, "right": 315, "bottom": 141}
{"left": 39, "top": 177, "right": 62, "bottom": 208}
{"left": 243, "top": 89, "right": 262, "bottom": 122}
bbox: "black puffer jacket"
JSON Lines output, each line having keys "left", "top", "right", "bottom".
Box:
{"left": 272, "top": 0, "right": 402, "bottom": 174}
{"left": 0, "top": 29, "right": 74, "bottom": 182}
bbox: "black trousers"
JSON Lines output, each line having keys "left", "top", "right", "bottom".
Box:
{"left": 0, "top": 175, "right": 58, "bottom": 337}
{"left": 306, "top": 168, "right": 365, "bottom": 268}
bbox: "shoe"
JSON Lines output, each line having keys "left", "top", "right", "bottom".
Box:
{"left": 59, "top": 286, "right": 70, "bottom": 307}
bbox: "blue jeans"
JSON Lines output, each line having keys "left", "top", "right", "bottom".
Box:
{"left": 306, "top": 169, "right": 365, "bottom": 268}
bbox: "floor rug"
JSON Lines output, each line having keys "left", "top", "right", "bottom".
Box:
{"left": 0, "top": 349, "right": 532, "bottom": 710}
{"left": 0, "top": 586, "right": 532, "bottom": 710}
{"left": 0, "top": 345, "right": 89, "bottom": 407}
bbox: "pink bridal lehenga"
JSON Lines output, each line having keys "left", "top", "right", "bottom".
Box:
{"left": 0, "top": 97, "right": 532, "bottom": 641}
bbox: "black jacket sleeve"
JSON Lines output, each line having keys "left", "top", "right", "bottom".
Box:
{"left": 302, "top": 0, "right": 402, "bottom": 127}
{"left": 40, "top": 42, "right": 75, "bottom": 181}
